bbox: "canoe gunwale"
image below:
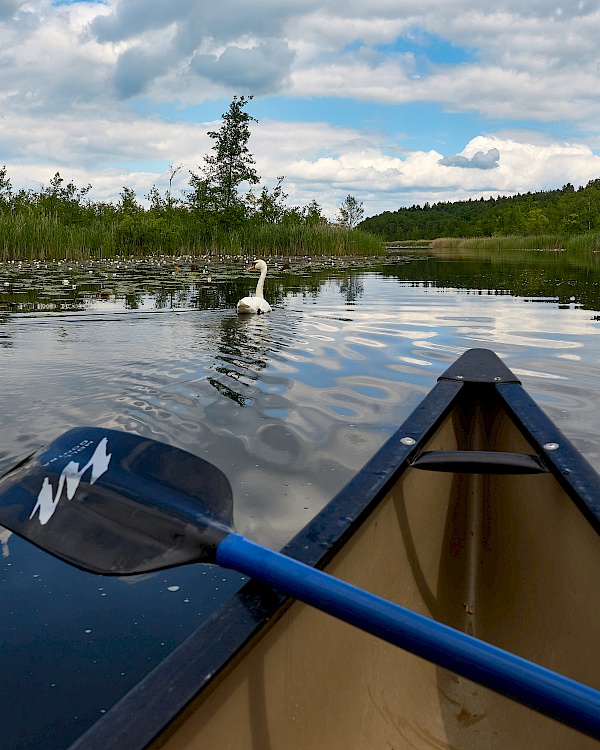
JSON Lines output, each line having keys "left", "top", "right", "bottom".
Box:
{"left": 67, "top": 349, "right": 600, "bottom": 750}
{"left": 497, "top": 381, "right": 600, "bottom": 534}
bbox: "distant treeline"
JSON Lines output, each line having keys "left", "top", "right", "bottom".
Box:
{"left": 359, "top": 179, "right": 600, "bottom": 241}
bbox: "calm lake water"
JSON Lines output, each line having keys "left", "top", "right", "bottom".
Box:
{"left": 1, "top": 250, "right": 600, "bottom": 748}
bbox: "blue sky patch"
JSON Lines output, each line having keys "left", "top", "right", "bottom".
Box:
{"left": 375, "top": 29, "right": 479, "bottom": 66}
{"left": 150, "top": 96, "right": 573, "bottom": 159}
{"left": 52, "top": 0, "right": 106, "bottom": 5}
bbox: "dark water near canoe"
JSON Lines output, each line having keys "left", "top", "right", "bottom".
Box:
{"left": 1, "top": 250, "right": 600, "bottom": 748}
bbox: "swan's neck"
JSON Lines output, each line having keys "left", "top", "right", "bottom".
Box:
{"left": 255, "top": 267, "right": 267, "bottom": 299}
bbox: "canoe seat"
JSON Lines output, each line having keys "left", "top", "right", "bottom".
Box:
{"left": 410, "top": 450, "right": 548, "bottom": 475}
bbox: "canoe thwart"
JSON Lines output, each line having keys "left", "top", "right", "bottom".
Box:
{"left": 410, "top": 450, "right": 549, "bottom": 474}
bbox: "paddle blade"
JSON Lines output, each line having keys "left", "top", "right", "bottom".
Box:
{"left": 0, "top": 428, "right": 234, "bottom": 575}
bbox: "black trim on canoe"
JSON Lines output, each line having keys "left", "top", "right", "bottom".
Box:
{"left": 498, "top": 381, "right": 600, "bottom": 535}
{"left": 439, "top": 347, "right": 521, "bottom": 384}
{"left": 68, "top": 348, "right": 600, "bottom": 750}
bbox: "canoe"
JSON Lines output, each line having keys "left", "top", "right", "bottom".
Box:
{"left": 44, "top": 349, "right": 600, "bottom": 747}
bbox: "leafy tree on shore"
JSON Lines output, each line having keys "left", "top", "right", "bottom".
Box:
{"left": 118, "top": 186, "right": 142, "bottom": 216}
{"left": 36, "top": 172, "right": 92, "bottom": 224}
{"left": 188, "top": 95, "right": 259, "bottom": 226}
{"left": 249, "top": 176, "right": 288, "bottom": 223}
{"left": 337, "top": 195, "right": 364, "bottom": 229}
{"left": 524, "top": 207, "right": 550, "bottom": 234}
{"left": 303, "top": 199, "right": 327, "bottom": 225}
{"left": 0, "top": 166, "right": 12, "bottom": 207}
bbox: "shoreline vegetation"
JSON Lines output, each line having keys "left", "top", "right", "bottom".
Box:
{"left": 386, "top": 233, "right": 600, "bottom": 253}
{"left": 2, "top": 93, "right": 600, "bottom": 262}
{"left": 429, "top": 234, "right": 600, "bottom": 252}
{"left": 0, "top": 96, "right": 382, "bottom": 262}
{"left": 0, "top": 210, "right": 384, "bottom": 262}
{"left": 1, "top": 191, "right": 599, "bottom": 263}
{"left": 360, "top": 179, "right": 600, "bottom": 242}
{"left": 2, "top": 213, "right": 600, "bottom": 262}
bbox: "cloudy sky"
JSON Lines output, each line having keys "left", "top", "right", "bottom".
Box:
{"left": 1, "top": 0, "right": 600, "bottom": 219}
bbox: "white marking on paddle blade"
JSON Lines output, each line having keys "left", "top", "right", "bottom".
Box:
{"left": 30, "top": 438, "right": 112, "bottom": 525}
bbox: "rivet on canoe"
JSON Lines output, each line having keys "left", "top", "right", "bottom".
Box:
{"left": 543, "top": 442, "right": 559, "bottom": 451}
{"left": 401, "top": 437, "right": 416, "bottom": 446}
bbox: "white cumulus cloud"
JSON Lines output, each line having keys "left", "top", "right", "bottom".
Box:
{"left": 0, "top": 0, "right": 599, "bottom": 217}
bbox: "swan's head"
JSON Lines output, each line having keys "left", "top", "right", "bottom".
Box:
{"left": 249, "top": 259, "right": 268, "bottom": 272}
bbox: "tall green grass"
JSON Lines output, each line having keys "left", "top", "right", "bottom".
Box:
{"left": 0, "top": 213, "right": 112, "bottom": 261}
{"left": 0, "top": 212, "right": 383, "bottom": 261}
{"left": 425, "top": 234, "right": 600, "bottom": 275}
{"left": 218, "top": 223, "right": 383, "bottom": 257}
{"left": 430, "top": 233, "right": 600, "bottom": 252}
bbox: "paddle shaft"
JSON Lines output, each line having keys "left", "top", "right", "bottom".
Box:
{"left": 217, "top": 533, "right": 600, "bottom": 740}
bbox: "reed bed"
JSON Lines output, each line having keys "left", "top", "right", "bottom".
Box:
{"left": 0, "top": 211, "right": 383, "bottom": 261}
{"left": 425, "top": 237, "right": 600, "bottom": 276}
{"left": 430, "top": 233, "right": 600, "bottom": 252}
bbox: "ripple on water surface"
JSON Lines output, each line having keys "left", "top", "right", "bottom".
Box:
{"left": 2, "top": 263, "right": 600, "bottom": 748}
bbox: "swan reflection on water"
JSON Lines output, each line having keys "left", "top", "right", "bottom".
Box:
{"left": 207, "top": 312, "right": 275, "bottom": 406}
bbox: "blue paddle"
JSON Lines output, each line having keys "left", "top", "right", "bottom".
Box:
{"left": 0, "top": 426, "right": 599, "bottom": 739}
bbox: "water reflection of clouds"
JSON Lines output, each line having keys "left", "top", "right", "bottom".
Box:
{"left": 510, "top": 368, "right": 566, "bottom": 381}
{"left": 4, "top": 265, "right": 600, "bottom": 748}
{"left": 0, "top": 528, "right": 12, "bottom": 557}
{"left": 397, "top": 355, "right": 433, "bottom": 367}
{"left": 2, "top": 279, "right": 600, "bottom": 545}
{"left": 348, "top": 291, "right": 600, "bottom": 356}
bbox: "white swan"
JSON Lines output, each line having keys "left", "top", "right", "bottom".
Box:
{"left": 237, "top": 259, "right": 272, "bottom": 315}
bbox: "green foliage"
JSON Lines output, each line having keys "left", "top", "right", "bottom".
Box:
{"left": 337, "top": 195, "right": 364, "bottom": 229}
{"left": 0, "top": 94, "right": 382, "bottom": 261}
{"left": 248, "top": 176, "right": 288, "bottom": 224}
{"left": 430, "top": 233, "right": 600, "bottom": 252}
{"left": 188, "top": 95, "right": 259, "bottom": 226}
{"left": 0, "top": 164, "right": 382, "bottom": 260}
{"left": 302, "top": 199, "right": 327, "bottom": 225}
{"left": 220, "top": 222, "right": 382, "bottom": 257}
{"left": 360, "top": 179, "right": 600, "bottom": 241}
{"left": 118, "top": 186, "right": 142, "bottom": 216}
{"left": 0, "top": 166, "right": 12, "bottom": 206}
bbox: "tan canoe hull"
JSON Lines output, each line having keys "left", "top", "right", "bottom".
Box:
{"left": 73, "top": 349, "right": 600, "bottom": 750}
{"left": 155, "top": 407, "right": 600, "bottom": 749}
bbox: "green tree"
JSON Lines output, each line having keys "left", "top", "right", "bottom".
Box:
{"left": 189, "top": 95, "right": 260, "bottom": 225}
{"left": 146, "top": 185, "right": 167, "bottom": 213}
{"left": 249, "top": 176, "right": 288, "bottom": 223}
{"left": 337, "top": 195, "right": 364, "bottom": 229}
{"left": 40, "top": 172, "right": 91, "bottom": 222}
{"left": 302, "top": 199, "right": 327, "bottom": 225}
{"left": 0, "top": 165, "right": 12, "bottom": 206}
{"left": 562, "top": 211, "right": 586, "bottom": 233}
{"left": 525, "top": 207, "right": 550, "bottom": 234}
{"left": 118, "top": 186, "right": 142, "bottom": 216}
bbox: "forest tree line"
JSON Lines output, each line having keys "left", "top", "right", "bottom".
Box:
{"left": 359, "top": 180, "right": 600, "bottom": 241}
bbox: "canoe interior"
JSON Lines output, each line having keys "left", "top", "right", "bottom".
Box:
{"left": 151, "top": 381, "right": 600, "bottom": 750}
